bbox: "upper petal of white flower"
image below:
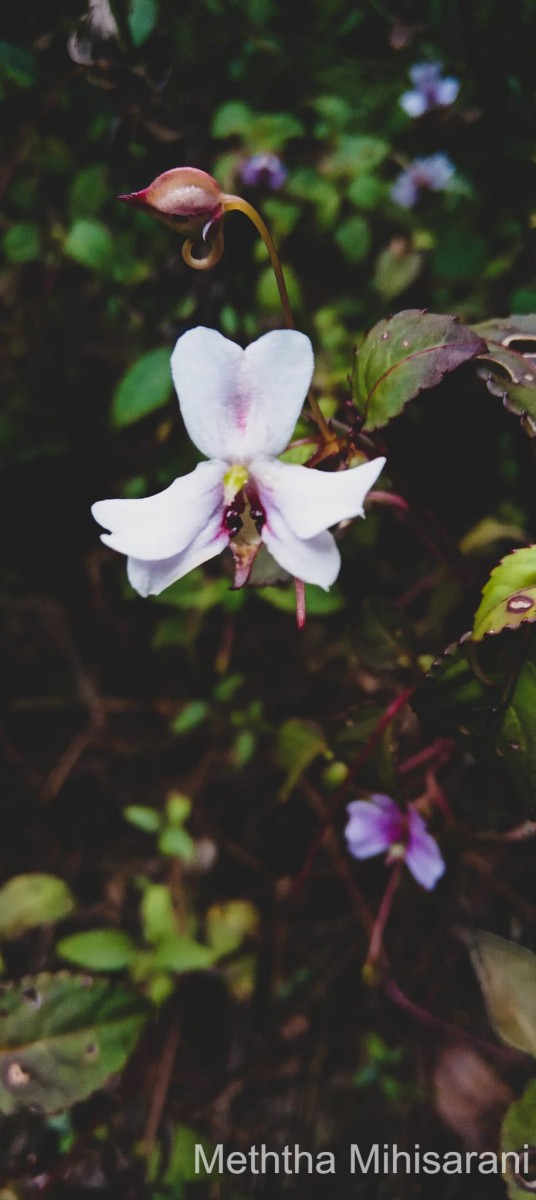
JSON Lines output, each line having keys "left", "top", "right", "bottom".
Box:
{"left": 126, "top": 513, "right": 229, "bottom": 597}
{"left": 170, "top": 327, "right": 314, "bottom": 463}
{"left": 251, "top": 456, "right": 385, "bottom": 540}
{"left": 92, "top": 460, "right": 225, "bottom": 560}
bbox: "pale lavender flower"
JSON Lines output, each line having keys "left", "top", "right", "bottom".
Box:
{"left": 92, "top": 328, "right": 384, "bottom": 596}
{"left": 345, "top": 794, "right": 445, "bottom": 890}
{"left": 391, "top": 153, "right": 455, "bottom": 208}
{"left": 240, "top": 153, "right": 288, "bottom": 190}
{"left": 400, "top": 62, "right": 460, "bottom": 118}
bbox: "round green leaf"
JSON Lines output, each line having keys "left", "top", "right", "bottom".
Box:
{"left": 3, "top": 223, "right": 40, "bottom": 263}
{"left": 57, "top": 929, "right": 138, "bottom": 971}
{"left": 154, "top": 936, "right": 216, "bottom": 973}
{"left": 111, "top": 348, "right": 173, "bottom": 427}
{"left": 353, "top": 310, "right": 486, "bottom": 430}
{"left": 0, "top": 875, "right": 75, "bottom": 940}
{"left": 0, "top": 973, "right": 149, "bottom": 1114}
{"left": 468, "top": 931, "right": 536, "bottom": 1057}
{"left": 64, "top": 218, "right": 115, "bottom": 272}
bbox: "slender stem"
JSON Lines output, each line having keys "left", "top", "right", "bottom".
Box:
{"left": 295, "top": 578, "right": 306, "bottom": 629}
{"left": 291, "top": 686, "right": 415, "bottom": 896}
{"left": 223, "top": 194, "right": 334, "bottom": 444}
{"left": 223, "top": 195, "right": 294, "bottom": 328}
{"left": 365, "top": 862, "right": 403, "bottom": 973}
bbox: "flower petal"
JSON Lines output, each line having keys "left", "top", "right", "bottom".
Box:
{"left": 252, "top": 457, "right": 385, "bottom": 540}
{"left": 261, "top": 508, "right": 340, "bottom": 589}
{"left": 171, "top": 327, "right": 314, "bottom": 461}
{"left": 399, "top": 89, "right": 428, "bottom": 117}
{"left": 345, "top": 798, "right": 400, "bottom": 859}
{"left": 127, "top": 516, "right": 229, "bottom": 597}
{"left": 92, "top": 461, "right": 225, "bottom": 561}
{"left": 436, "top": 77, "right": 459, "bottom": 106}
{"left": 405, "top": 810, "right": 445, "bottom": 890}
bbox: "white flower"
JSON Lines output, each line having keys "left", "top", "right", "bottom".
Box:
{"left": 92, "top": 328, "right": 385, "bottom": 596}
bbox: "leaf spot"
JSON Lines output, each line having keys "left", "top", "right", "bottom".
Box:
{"left": 402, "top": 339, "right": 409, "bottom": 347}
{"left": 507, "top": 593, "right": 534, "bottom": 613}
{"left": 381, "top": 331, "right": 390, "bottom": 340}
{"left": 524, "top": 373, "right": 535, "bottom": 382}
{"left": 7, "top": 1062, "right": 31, "bottom": 1087}
{"left": 83, "top": 1042, "right": 99, "bottom": 1062}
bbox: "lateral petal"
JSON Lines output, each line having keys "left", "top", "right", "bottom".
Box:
{"left": 92, "top": 461, "right": 225, "bottom": 561}
{"left": 171, "top": 327, "right": 314, "bottom": 461}
{"left": 252, "top": 457, "right": 385, "bottom": 540}
{"left": 127, "top": 517, "right": 229, "bottom": 597}
{"left": 261, "top": 506, "right": 340, "bottom": 590}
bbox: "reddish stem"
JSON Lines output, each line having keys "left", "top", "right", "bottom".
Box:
{"left": 365, "top": 862, "right": 403, "bottom": 971}
{"left": 295, "top": 578, "right": 306, "bottom": 629}
{"left": 291, "top": 686, "right": 415, "bottom": 896}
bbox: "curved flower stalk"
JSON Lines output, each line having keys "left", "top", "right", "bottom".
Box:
{"left": 92, "top": 328, "right": 385, "bottom": 598}
{"left": 400, "top": 62, "right": 460, "bottom": 118}
{"left": 119, "top": 165, "right": 292, "bottom": 322}
{"left": 119, "top": 165, "right": 333, "bottom": 444}
{"left": 345, "top": 794, "right": 444, "bottom": 890}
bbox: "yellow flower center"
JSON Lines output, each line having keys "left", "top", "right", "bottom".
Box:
{"left": 224, "top": 464, "right": 249, "bottom": 505}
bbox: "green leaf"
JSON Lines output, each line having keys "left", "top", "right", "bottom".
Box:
{"left": 353, "top": 310, "right": 486, "bottom": 430}
{"left": 0, "top": 41, "right": 36, "bottom": 88}
{"left": 3, "top": 223, "right": 40, "bottom": 264}
{"left": 128, "top": 0, "right": 158, "bottom": 45}
{"left": 468, "top": 931, "right": 536, "bottom": 1057}
{"left": 502, "top": 1080, "right": 536, "bottom": 1200}
{"left": 111, "top": 348, "right": 172, "bottom": 427}
{"left": 473, "top": 548, "right": 536, "bottom": 641}
{"left": 0, "top": 875, "right": 75, "bottom": 940}
{"left": 124, "top": 805, "right": 161, "bottom": 834}
{"left": 373, "top": 242, "right": 423, "bottom": 300}
{"left": 206, "top": 900, "right": 259, "bottom": 958}
{"left": 275, "top": 718, "right": 331, "bottom": 801}
{"left": 0, "top": 973, "right": 148, "bottom": 1114}
{"left": 165, "top": 793, "right": 192, "bottom": 825}
{"left": 140, "top": 884, "right": 177, "bottom": 946}
{"left": 57, "top": 929, "right": 138, "bottom": 971}
{"left": 473, "top": 315, "right": 536, "bottom": 437}
{"left": 352, "top": 596, "right": 416, "bottom": 672}
{"left": 328, "top": 135, "right": 389, "bottom": 176}
{"left": 158, "top": 827, "right": 195, "bottom": 861}
{"left": 413, "top": 634, "right": 536, "bottom": 814}
{"left": 171, "top": 701, "right": 209, "bottom": 735}
{"left": 212, "top": 101, "right": 252, "bottom": 138}
{"left": 64, "top": 218, "right": 115, "bottom": 272}
{"left": 154, "top": 935, "right": 216, "bottom": 973}
{"left": 334, "top": 215, "right": 371, "bottom": 263}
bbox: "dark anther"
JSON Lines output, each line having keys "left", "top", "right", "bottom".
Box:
{"left": 225, "top": 510, "right": 243, "bottom": 536}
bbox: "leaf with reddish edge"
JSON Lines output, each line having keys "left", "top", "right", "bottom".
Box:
{"left": 472, "top": 547, "right": 536, "bottom": 642}
{"left": 472, "top": 315, "right": 536, "bottom": 437}
{"left": 353, "top": 310, "right": 486, "bottom": 430}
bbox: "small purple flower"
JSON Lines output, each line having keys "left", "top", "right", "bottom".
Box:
{"left": 345, "top": 794, "right": 445, "bottom": 890}
{"left": 400, "top": 62, "right": 460, "bottom": 118}
{"left": 240, "top": 153, "right": 288, "bottom": 191}
{"left": 391, "top": 153, "right": 455, "bottom": 208}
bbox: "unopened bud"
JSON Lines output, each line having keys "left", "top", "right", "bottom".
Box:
{"left": 118, "top": 166, "right": 224, "bottom": 238}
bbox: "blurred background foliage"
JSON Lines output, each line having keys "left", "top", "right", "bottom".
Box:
{"left": 1, "top": 0, "right": 536, "bottom": 1196}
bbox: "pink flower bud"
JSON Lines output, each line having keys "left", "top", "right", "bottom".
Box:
{"left": 118, "top": 166, "right": 224, "bottom": 238}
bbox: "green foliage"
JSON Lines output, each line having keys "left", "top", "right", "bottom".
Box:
{"left": 468, "top": 931, "right": 536, "bottom": 1056}
{"left": 502, "top": 1080, "right": 536, "bottom": 1200}
{"left": 111, "top": 348, "right": 173, "bottom": 426}
{"left": 64, "top": 218, "right": 115, "bottom": 272}
{"left": 2, "top": 223, "right": 40, "bottom": 263}
{"left": 57, "top": 929, "right": 138, "bottom": 971}
{"left": 472, "top": 547, "right": 536, "bottom": 640}
{"left": 353, "top": 310, "right": 487, "bottom": 430}
{"left": 0, "top": 974, "right": 148, "bottom": 1114}
{"left": 0, "top": 876, "right": 75, "bottom": 940}
{"left": 275, "top": 718, "right": 331, "bottom": 801}
{"left": 473, "top": 316, "right": 536, "bottom": 436}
